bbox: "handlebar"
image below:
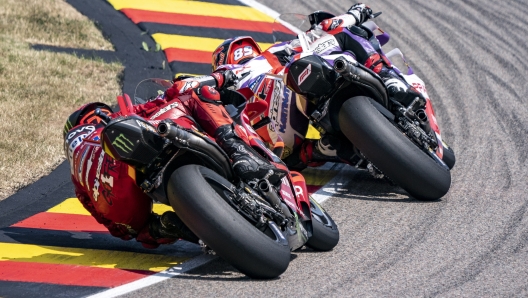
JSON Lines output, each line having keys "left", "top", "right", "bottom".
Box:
{"left": 95, "top": 108, "right": 112, "bottom": 125}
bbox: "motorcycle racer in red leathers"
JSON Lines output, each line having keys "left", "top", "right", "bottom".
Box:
{"left": 64, "top": 72, "right": 283, "bottom": 249}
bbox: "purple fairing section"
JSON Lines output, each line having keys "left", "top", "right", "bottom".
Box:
{"left": 216, "top": 64, "right": 241, "bottom": 71}
{"left": 407, "top": 66, "right": 414, "bottom": 75}
{"left": 376, "top": 32, "right": 390, "bottom": 46}
{"left": 343, "top": 30, "right": 377, "bottom": 55}
{"left": 241, "top": 72, "right": 265, "bottom": 90}
{"left": 240, "top": 75, "right": 255, "bottom": 89}
{"left": 274, "top": 41, "right": 290, "bottom": 47}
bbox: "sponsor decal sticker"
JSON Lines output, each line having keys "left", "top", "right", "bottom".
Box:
{"left": 268, "top": 80, "right": 282, "bottom": 132}
{"left": 278, "top": 88, "right": 292, "bottom": 133}
{"left": 136, "top": 120, "right": 157, "bottom": 133}
{"left": 294, "top": 185, "right": 304, "bottom": 198}
{"left": 298, "top": 64, "right": 312, "bottom": 86}
{"left": 92, "top": 151, "right": 105, "bottom": 201}
{"left": 67, "top": 125, "right": 95, "bottom": 140}
{"left": 112, "top": 134, "right": 134, "bottom": 154}
{"left": 180, "top": 81, "right": 199, "bottom": 94}
{"left": 78, "top": 147, "right": 89, "bottom": 186}
{"left": 249, "top": 73, "right": 265, "bottom": 92}
{"left": 149, "top": 102, "right": 179, "bottom": 120}
{"left": 85, "top": 148, "right": 96, "bottom": 188}
{"left": 313, "top": 38, "right": 337, "bottom": 54}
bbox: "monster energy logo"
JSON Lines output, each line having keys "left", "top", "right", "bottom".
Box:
{"left": 112, "top": 134, "right": 134, "bottom": 153}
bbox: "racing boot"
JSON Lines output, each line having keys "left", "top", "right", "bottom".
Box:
{"left": 286, "top": 134, "right": 368, "bottom": 170}
{"left": 384, "top": 77, "right": 425, "bottom": 107}
{"left": 214, "top": 124, "right": 285, "bottom": 182}
{"left": 285, "top": 138, "right": 333, "bottom": 171}
{"left": 149, "top": 211, "right": 199, "bottom": 243}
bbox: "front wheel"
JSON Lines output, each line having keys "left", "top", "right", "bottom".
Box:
{"left": 305, "top": 198, "right": 339, "bottom": 251}
{"left": 338, "top": 96, "right": 451, "bottom": 200}
{"left": 441, "top": 142, "right": 456, "bottom": 170}
{"left": 167, "top": 165, "right": 291, "bottom": 279}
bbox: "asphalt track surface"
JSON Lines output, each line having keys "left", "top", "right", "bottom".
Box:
{"left": 2, "top": 0, "right": 528, "bottom": 297}
{"left": 126, "top": 0, "right": 528, "bottom": 297}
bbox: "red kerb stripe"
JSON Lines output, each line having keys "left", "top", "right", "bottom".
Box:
{"left": 11, "top": 212, "right": 108, "bottom": 233}
{"left": 164, "top": 48, "right": 211, "bottom": 63}
{"left": 120, "top": 9, "right": 293, "bottom": 34}
{"left": 0, "top": 261, "right": 154, "bottom": 287}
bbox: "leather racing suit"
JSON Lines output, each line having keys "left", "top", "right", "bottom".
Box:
{"left": 64, "top": 73, "right": 278, "bottom": 248}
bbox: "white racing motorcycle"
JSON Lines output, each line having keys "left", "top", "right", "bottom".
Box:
{"left": 218, "top": 11, "right": 455, "bottom": 201}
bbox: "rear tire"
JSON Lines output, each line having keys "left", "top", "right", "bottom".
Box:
{"left": 338, "top": 96, "right": 451, "bottom": 200}
{"left": 167, "top": 165, "right": 291, "bottom": 279}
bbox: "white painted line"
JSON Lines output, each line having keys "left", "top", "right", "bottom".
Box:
{"left": 310, "top": 163, "right": 347, "bottom": 204}
{"left": 236, "top": 0, "right": 303, "bottom": 34}
{"left": 236, "top": 0, "right": 281, "bottom": 19}
{"left": 87, "top": 254, "right": 218, "bottom": 298}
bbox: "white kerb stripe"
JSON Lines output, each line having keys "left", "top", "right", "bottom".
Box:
{"left": 86, "top": 254, "right": 217, "bottom": 298}
{"left": 235, "top": 0, "right": 281, "bottom": 19}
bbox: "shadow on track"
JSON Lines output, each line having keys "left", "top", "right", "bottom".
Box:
{"left": 317, "top": 168, "right": 442, "bottom": 203}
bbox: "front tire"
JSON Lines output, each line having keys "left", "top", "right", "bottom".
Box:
{"left": 167, "top": 165, "right": 291, "bottom": 279}
{"left": 338, "top": 96, "right": 451, "bottom": 200}
{"left": 442, "top": 143, "right": 456, "bottom": 169}
{"left": 305, "top": 198, "right": 339, "bottom": 251}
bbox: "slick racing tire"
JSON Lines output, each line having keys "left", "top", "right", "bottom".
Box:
{"left": 338, "top": 96, "right": 451, "bottom": 201}
{"left": 441, "top": 143, "right": 456, "bottom": 170}
{"left": 167, "top": 165, "right": 291, "bottom": 279}
{"left": 305, "top": 198, "right": 339, "bottom": 251}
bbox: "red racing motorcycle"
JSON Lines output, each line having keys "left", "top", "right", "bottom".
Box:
{"left": 95, "top": 79, "right": 339, "bottom": 279}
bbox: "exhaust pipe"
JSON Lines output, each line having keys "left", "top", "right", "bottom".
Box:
{"left": 415, "top": 109, "right": 432, "bottom": 134}
{"left": 258, "top": 179, "right": 281, "bottom": 208}
{"left": 157, "top": 120, "right": 234, "bottom": 180}
{"left": 157, "top": 120, "right": 190, "bottom": 141}
{"left": 333, "top": 57, "right": 356, "bottom": 76}
{"left": 258, "top": 179, "right": 293, "bottom": 219}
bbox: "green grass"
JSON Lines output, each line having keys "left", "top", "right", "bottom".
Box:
{"left": 0, "top": 0, "right": 123, "bottom": 200}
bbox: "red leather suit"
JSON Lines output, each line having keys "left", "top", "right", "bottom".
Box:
{"left": 65, "top": 76, "right": 239, "bottom": 248}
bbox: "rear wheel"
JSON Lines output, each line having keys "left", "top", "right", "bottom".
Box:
{"left": 338, "top": 96, "right": 451, "bottom": 200}
{"left": 167, "top": 165, "right": 291, "bottom": 279}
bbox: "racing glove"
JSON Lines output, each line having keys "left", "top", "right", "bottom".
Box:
{"left": 347, "top": 3, "right": 373, "bottom": 24}
{"left": 212, "top": 69, "right": 238, "bottom": 90}
{"left": 165, "top": 70, "right": 237, "bottom": 100}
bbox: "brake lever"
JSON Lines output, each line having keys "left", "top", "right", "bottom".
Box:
{"left": 371, "top": 12, "right": 382, "bottom": 19}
